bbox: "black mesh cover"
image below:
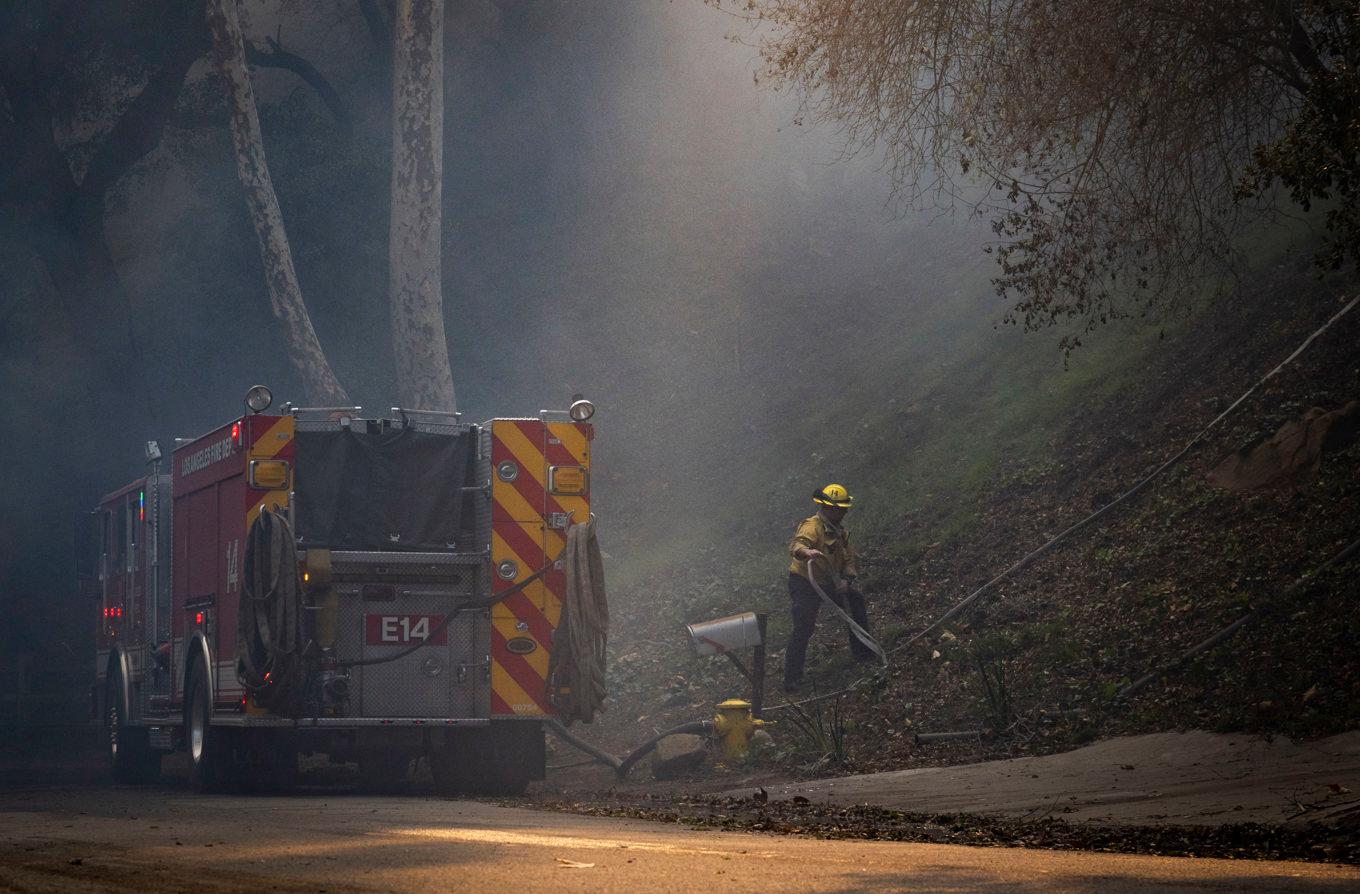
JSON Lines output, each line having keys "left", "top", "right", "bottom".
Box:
{"left": 294, "top": 427, "right": 470, "bottom": 551}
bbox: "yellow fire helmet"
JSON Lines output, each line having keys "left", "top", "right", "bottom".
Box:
{"left": 813, "top": 483, "right": 854, "bottom": 509}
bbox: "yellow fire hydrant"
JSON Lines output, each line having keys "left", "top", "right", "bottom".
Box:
{"left": 711, "top": 699, "right": 766, "bottom": 760}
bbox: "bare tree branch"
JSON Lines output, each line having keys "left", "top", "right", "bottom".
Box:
{"left": 245, "top": 36, "right": 352, "bottom": 137}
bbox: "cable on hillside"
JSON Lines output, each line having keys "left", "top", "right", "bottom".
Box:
{"left": 764, "top": 293, "right": 1359, "bottom": 715}
{"left": 1117, "top": 536, "right": 1360, "bottom": 699}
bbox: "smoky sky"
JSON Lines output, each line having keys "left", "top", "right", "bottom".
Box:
{"left": 0, "top": 0, "right": 1004, "bottom": 666}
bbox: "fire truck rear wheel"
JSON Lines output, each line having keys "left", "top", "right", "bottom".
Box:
{"left": 428, "top": 746, "right": 531, "bottom": 796}
{"left": 185, "top": 665, "right": 234, "bottom": 792}
{"left": 105, "top": 670, "right": 160, "bottom": 784}
{"left": 359, "top": 751, "right": 411, "bottom": 792}
{"left": 428, "top": 727, "right": 534, "bottom": 796}
{"left": 428, "top": 749, "right": 472, "bottom": 795}
{"left": 475, "top": 765, "right": 531, "bottom": 796}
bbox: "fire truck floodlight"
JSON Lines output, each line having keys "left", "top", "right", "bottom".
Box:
{"left": 569, "top": 398, "right": 595, "bottom": 421}
{"left": 144, "top": 440, "right": 162, "bottom": 462}
{"left": 245, "top": 384, "right": 273, "bottom": 414}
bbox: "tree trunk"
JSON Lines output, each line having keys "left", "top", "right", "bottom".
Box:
{"left": 1, "top": 0, "right": 206, "bottom": 492}
{"left": 206, "top": 0, "right": 350, "bottom": 406}
{"left": 389, "top": 0, "right": 455, "bottom": 412}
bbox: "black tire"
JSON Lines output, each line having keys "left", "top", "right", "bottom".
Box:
{"left": 185, "top": 665, "right": 233, "bottom": 792}
{"left": 359, "top": 750, "right": 411, "bottom": 793}
{"left": 263, "top": 743, "right": 300, "bottom": 789}
{"left": 476, "top": 765, "right": 531, "bottom": 796}
{"left": 105, "top": 670, "right": 160, "bottom": 784}
{"left": 240, "top": 740, "right": 299, "bottom": 793}
{"left": 428, "top": 748, "right": 471, "bottom": 796}
{"left": 430, "top": 725, "right": 537, "bottom": 796}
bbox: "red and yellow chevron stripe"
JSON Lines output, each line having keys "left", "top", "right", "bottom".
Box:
{"left": 489, "top": 418, "right": 592, "bottom": 716}
{"left": 244, "top": 414, "right": 295, "bottom": 529}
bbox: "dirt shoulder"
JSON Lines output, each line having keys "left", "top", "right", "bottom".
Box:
{"left": 524, "top": 727, "right": 1360, "bottom": 865}
{"left": 715, "top": 730, "right": 1360, "bottom": 828}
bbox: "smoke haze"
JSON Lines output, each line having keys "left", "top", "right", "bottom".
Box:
{"left": 0, "top": 0, "right": 1001, "bottom": 687}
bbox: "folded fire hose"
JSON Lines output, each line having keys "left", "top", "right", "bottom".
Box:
{"left": 546, "top": 517, "right": 610, "bottom": 725}
{"left": 237, "top": 508, "right": 308, "bottom": 712}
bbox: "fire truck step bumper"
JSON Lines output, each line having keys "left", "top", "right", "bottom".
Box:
{"left": 207, "top": 716, "right": 493, "bottom": 728}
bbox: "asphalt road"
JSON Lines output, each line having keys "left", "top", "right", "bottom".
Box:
{"left": 0, "top": 784, "right": 1356, "bottom": 893}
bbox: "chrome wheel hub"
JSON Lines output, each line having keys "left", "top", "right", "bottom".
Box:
{"left": 190, "top": 695, "right": 205, "bottom": 763}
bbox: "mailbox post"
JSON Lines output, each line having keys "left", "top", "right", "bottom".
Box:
{"left": 685, "top": 611, "right": 768, "bottom": 717}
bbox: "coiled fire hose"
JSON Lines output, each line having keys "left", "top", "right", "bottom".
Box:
{"left": 806, "top": 557, "right": 887, "bottom": 666}
{"left": 237, "top": 509, "right": 308, "bottom": 714}
{"left": 547, "top": 517, "right": 610, "bottom": 725}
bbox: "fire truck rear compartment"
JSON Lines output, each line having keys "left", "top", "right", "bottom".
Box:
{"left": 289, "top": 416, "right": 493, "bottom": 722}
{"left": 292, "top": 423, "right": 474, "bottom": 553}
{"left": 329, "top": 551, "right": 488, "bottom": 719}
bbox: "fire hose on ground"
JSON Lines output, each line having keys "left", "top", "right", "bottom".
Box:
{"left": 548, "top": 707, "right": 768, "bottom": 780}
{"left": 546, "top": 718, "right": 716, "bottom": 778}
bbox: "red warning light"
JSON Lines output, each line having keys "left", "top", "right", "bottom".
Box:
{"left": 231, "top": 422, "right": 241, "bottom": 445}
{"left": 195, "top": 611, "right": 204, "bottom": 625}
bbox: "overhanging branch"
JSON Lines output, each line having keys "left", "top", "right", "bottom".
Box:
{"left": 246, "top": 37, "right": 352, "bottom": 136}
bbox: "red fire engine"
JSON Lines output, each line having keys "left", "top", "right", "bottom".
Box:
{"left": 78, "top": 386, "right": 599, "bottom": 793}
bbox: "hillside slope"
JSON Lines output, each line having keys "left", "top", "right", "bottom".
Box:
{"left": 593, "top": 256, "right": 1359, "bottom": 775}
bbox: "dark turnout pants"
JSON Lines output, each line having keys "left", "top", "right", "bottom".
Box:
{"left": 783, "top": 572, "right": 872, "bottom": 688}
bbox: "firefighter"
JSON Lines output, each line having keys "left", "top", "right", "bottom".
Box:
{"left": 783, "top": 483, "right": 874, "bottom": 692}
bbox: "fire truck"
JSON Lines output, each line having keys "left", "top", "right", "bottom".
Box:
{"left": 77, "top": 386, "right": 599, "bottom": 793}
